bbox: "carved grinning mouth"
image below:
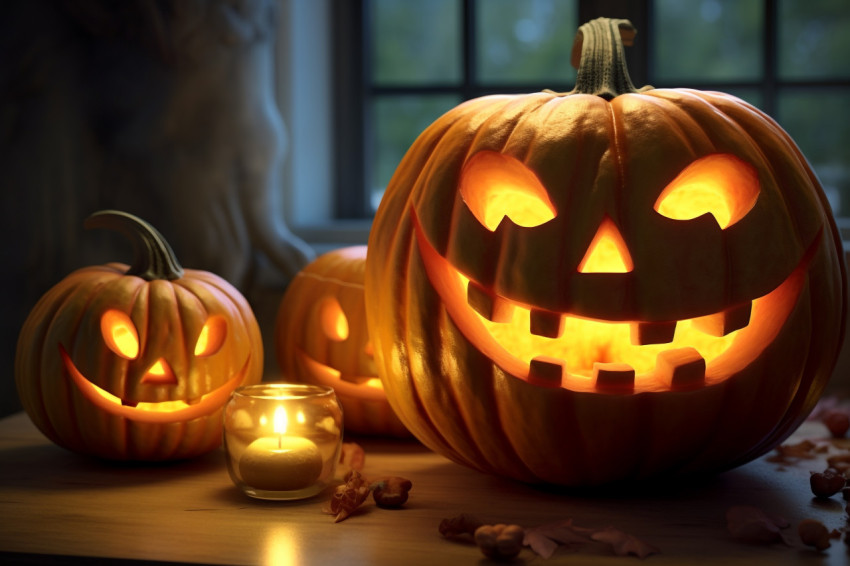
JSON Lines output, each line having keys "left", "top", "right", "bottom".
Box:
{"left": 296, "top": 348, "right": 383, "bottom": 391}
{"left": 60, "top": 345, "right": 249, "bottom": 423}
{"left": 413, "top": 214, "right": 811, "bottom": 394}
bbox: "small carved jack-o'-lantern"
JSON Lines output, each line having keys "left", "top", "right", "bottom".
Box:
{"left": 15, "top": 210, "right": 263, "bottom": 460}
{"left": 275, "top": 246, "right": 408, "bottom": 437}
{"left": 365, "top": 19, "right": 847, "bottom": 485}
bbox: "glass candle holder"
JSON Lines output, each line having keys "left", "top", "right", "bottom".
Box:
{"left": 223, "top": 383, "right": 343, "bottom": 500}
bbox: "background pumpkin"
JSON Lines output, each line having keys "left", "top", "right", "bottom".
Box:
{"left": 275, "top": 246, "right": 409, "bottom": 437}
{"left": 15, "top": 210, "right": 263, "bottom": 461}
{"left": 364, "top": 19, "right": 847, "bottom": 485}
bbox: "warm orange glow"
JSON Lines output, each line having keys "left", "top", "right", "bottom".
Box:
{"left": 578, "top": 217, "right": 633, "bottom": 273}
{"left": 463, "top": 268, "right": 736, "bottom": 375}
{"left": 655, "top": 153, "right": 759, "bottom": 229}
{"left": 413, "top": 211, "right": 805, "bottom": 393}
{"left": 101, "top": 310, "right": 139, "bottom": 359}
{"left": 60, "top": 345, "right": 250, "bottom": 423}
{"left": 296, "top": 349, "right": 388, "bottom": 401}
{"left": 140, "top": 357, "right": 177, "bottom": 385}
{"left": 461, "top": 151, "right": 556, "bottom": 231}
{"left": 194, "top": 315, "right": 227, "bottom": 356}
{"left": 273, "top": 406, "right": 288, "bottom": 434}
{"left": 319, "top": 297, "right": 349, "bottom": 341}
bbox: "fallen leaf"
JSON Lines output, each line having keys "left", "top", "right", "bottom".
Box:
{"left": 726, "top": 505, "right": 789, "bottom": 545}
{"left": 523, "top": 519, "right": 591, "bottom": 558}
{"left": 767, "top": 440, "right": 819, "bottom": 462}
{"left": 337, "top": 442, "right": 366, "bottom": 478}
{"left": 324, "top": 470, "right": 370, "bottom": 522}
{"left": 590, "top": 527, "right": 660, "bottom": 559}
{"left": 522, "top": 529, "right": 561, "bottom": 559}
{"left": 523, "top": 523, "right": 583, "bottom": 558}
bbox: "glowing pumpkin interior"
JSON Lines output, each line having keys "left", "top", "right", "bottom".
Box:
{"left": 300, "top": 294, "right": 383, "bottom": 390}
{"left": 416, "top": 151, "right": 805, "bottom": 393}
{"left": 61, "top": 310, "right": 248, "bottom": 422}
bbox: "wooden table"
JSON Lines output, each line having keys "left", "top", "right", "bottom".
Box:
{"left": 1, "top": 410, "right": 848, "bottom": 565}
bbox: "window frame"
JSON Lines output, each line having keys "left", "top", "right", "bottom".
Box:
{"left": 278, "top": 0, "right": 850, "bottom": 248}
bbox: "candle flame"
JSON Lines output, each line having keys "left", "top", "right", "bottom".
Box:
{"left": 274, "top": 406, "right": 288, "bottom": 435}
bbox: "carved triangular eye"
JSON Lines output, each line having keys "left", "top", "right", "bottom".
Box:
{"left": 101, "top": 310, "right": 140, "bottom": 359}
{"left": 654, "top": 154, "right": 759, "bottom": 229}
{"left": 461, "top": 151, "right": 557, "bottom": 231}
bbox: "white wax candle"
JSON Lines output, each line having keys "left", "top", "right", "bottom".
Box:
{"left": 239, "top": 435, "right": 323, "bottom": 491}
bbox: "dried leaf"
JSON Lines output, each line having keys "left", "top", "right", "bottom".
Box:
{"left": 524, "top": 519, "right": 659, "bottom": 559}
{"left": 324, "top": 470, "right": 370, "bottom": 522}
{"left": 337, "top": 442, "right": 366, "bottom": 478}
{"left": 767, "top": 440, "right": 819, "bottom": 462}
{"left": 726, "top": 506, "right": 790, "bottom": 545}
{"left": 590, "top": 527, "right": 660, "bottom": 559}
{"left": 522, "top": 529, "right": 561, "bottom": 560}
{"left": 522, "top": 519, "right": 591, "bottom": 558}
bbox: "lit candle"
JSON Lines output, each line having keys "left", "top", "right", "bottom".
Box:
{"left": 238, "top": 406, "right": 323, "bottom": 492}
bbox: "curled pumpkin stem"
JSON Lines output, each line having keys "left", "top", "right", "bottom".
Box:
{"left": 85, "top": 210, "right": 184, "bottom": 281}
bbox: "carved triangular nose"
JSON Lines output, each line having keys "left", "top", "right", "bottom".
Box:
{"left": 578, "top": 217, "right": 633, "bottom": 273}
{"left": 140, "top": 358, "right": 177, "bottom": 385}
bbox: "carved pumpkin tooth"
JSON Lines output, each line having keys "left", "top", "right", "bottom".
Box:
{"left": 691, "top": 302, "right": 752, "bottom": 337}
{"left": 593, "top": 363, "right": 635, "bottom": 391}
{"left": 121, "top": 399, "right": 139, "bottom": 408}
{"left": 528, "top": 356, "right": 564, "bottom": 386}
{"left": 656, "top": 347, "right": 706, "bottom": 390}
{"left": 631, "top": 320, "right": 677, "bottom": 345}
{"left": 186, "top": 397, "right": 203, "bottom": 406}
{"left": 466, "top": 280, "right": 513, "bottom": 323}
{"left": 530, "top": 308, "right": 564, "bottom": 338}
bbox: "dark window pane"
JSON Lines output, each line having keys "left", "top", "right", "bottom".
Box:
{"left": 371, "top": 0, "right": 461, "bottom": 86}
{"left": 371, "top": 95, "right": 462, "bottom": 211}
{"left": 778, "top": 0, "right": 850, "bottom": 80}
{"left": 475, "top": 0, "right": 577, "bottom": 86}
{"left": 652, "top": 0, "right": 763, "bottom": 83}
{"left": 716, "top": 87, "right": 763, "bottom": 109}
{"left": 777, "top": 90, "right": 850, "bottom": 216}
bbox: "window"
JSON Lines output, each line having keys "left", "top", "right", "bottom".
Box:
{"left": 650, "top": 0, "right": 850, "bottom": 217}
{"left": 279, "top": 0, "right": 850, "bottom": 244}
{"left": 335, "top": 0, "right": 580, "bottom": 219}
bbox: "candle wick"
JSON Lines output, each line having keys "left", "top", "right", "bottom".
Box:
{"left": 278, "top": 435, "right": 282, "bottom": 449}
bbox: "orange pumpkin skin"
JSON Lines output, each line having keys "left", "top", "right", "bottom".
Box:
{"left": 275, "top": 246, "right": 409, "bottom": 437}
{"left": 364, "top": 20, "right": 846, "bottom": 485}
{"left": 15, "top": 212, "right": 263, "bottom": 461}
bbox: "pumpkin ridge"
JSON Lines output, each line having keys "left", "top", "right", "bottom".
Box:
{"left": 28, "top": 283, "right": 83, "bottom": 444}
{"left": 691, "top": 93, "right": 806, "bottom": 243}
{"left": 441, "top": 309, "right": 538, "bottom": 480}
{"left": 403, "top": 238, "right": 478, "bottom": 458}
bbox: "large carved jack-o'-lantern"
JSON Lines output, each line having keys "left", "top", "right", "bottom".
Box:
{"left": 364, "top": 19, "right": 847, "bottom": 485}
{"left": 15, "top": 210, "right": 263, "bottom": 460}
{"left": 276, "top": 246, "right": 409, "bottom": 437}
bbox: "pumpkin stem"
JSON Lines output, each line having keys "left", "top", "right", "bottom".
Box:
{"left": 568, "top": 17, "right": 651, "bottom": 99}
{"left": 85, "top": 210, "right": 184, "bottom": 281}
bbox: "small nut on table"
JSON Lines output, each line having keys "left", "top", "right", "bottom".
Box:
{"left": 371, "top": 476, "right": 413, "bottom": 508}
{"left": 474, "top": 524, "right": 524, "bottom": 561}
{"left": 798, "top": 519, "right": 831, "bottom": 551}
{"left": 810, "top": 469, "right": 846, "bottom": 498}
